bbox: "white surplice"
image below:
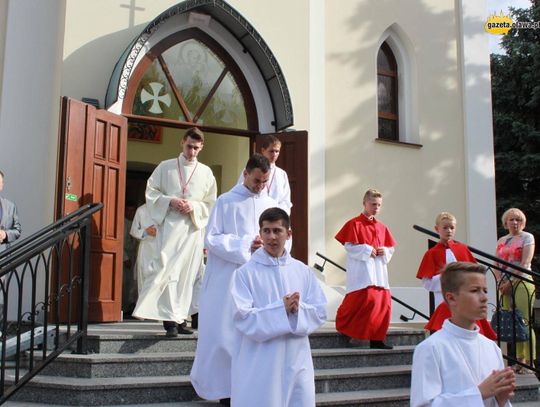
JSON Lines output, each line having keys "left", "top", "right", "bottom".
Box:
{"left": 190, "top": 184, "right": 280, "bottom": 400}
{"left": 132, "top": 155, "right": 216, "bottom": 323}
{"left": 236, "top": 163, "right": 292, "bottom": 214}
{"left": 343, "top": 243, "right": 395, "bottom": 293}
{"left": 411, "top": 319, "right": 512, "bottom": 407}
{"left": 129, "top": 204, "right": 158, "bottom": 293}
{"left": 230, "top": 248, "right": 327, "bottom": 407}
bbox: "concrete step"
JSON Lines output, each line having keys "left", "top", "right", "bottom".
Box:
{"left": 85, "top": 327, "right": 425, "bottom": 354}
{"left": 315, "top": 365, "right": 411, "bottom": 393}
{"left": 312, "top": 345, "right": 414, "bottom": 369}
{"left": 36, "top": 345, "right": 415, "bottom": 378}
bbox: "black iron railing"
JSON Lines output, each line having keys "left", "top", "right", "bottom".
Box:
{"left": 413, "top": 224, "right": 539, "bottom": 377}
{"left": 0, "top": 203, "right": 102, "bottom": 404}
{"left": 314, "top": 252, "right": 430, "bottom": 322}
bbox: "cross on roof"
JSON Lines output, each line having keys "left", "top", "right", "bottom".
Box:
{"left": 120, "top": 0, "right": 145, "bottom": 27}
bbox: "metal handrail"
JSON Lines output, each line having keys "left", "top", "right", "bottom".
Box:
{"left": 0, "top": 203, "right": 102, "bottom": 404}
{"left": 314, "top": 252, "right": 430, "bottom": 321}
{"left": 413, "top": 224, "right": 539, "bottom": 378}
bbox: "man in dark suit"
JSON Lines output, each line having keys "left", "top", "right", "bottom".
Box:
{"left": 0, "top": 170, "right": 21, "bottom": 251}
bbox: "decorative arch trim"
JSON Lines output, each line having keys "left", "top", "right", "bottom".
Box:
{"left": 105, "top": 0, "right": 293, "bottom": 130}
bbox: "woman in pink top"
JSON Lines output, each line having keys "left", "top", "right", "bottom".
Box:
{"left": 495, "top": 207, "right": 536, "bottom": 373}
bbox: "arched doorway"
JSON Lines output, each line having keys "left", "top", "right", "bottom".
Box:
{"left": 56, "top": 0, "right": 307, "bottom": 322}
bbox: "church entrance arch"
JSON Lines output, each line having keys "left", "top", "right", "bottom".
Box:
{"left": 94, "top": 0, "right": 306, "bottom": 321}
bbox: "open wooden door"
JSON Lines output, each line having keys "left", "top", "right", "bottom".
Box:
{"left": 256, "top": 131, "right": 308, "bottom": 263}
{"left": 55, "top": 97, "right": 127, "bottom": 322}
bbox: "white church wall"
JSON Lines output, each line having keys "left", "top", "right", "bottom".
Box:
{"left": 0, "top": 0, "right": 66, "bottom": 320}
{"left": 323, "top": 0, "right": 497, "bottom": 314}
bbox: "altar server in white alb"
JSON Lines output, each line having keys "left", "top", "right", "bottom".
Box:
{"left": 237, "top": 134, "right": 292, "bottom": 214}
{"left": 411, "top": 262, "right": 515, "bottom": 407}
{"left": 191, "top": 153, "right": 284, "bottom": 404}
{"left": 230, "top": 207, "right": 326, "bottom": 407}
{"left": 133, "top": 127, "right": 217, "bottom": 336}
{"left": 129, "top": 203, "right": 158, "bottom": 293}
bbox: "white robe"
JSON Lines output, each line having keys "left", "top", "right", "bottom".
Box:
{"left": 132, "top": 155, "right": 216, "bottom": 323}
{"left": 236, "top": 164, "right": 292, "bottom": 214}
{"left": 129, "top": 204, "right": 158, "bottom": 293}
{"left": 190, "top": 184, "right": 280, "bottom": 400}
{"left": 411, "top": 319, "right": 512, "bottom": 407}
{"left": 230, "top": 248, "right": 327, "bottom": 407}
{"left": 344, "top": 243, "right": 395, "bottom": 293}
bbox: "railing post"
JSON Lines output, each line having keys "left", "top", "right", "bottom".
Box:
{"left": 76, "top": 219, "right": 91, "bottom": 354}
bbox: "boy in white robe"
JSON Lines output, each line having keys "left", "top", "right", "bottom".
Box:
{"left": 191, "top": 153, "right": 284, "bottom": 404}
{"left": 230, "top": 207, "right": 326, "bottom": 407}
{"left": 411, "top": 262, "right": 515, "bottom": 407}
{"left": 129, "top": 203, "right": 158, "bottom": 293}
{"left": 236, "top": 134, "right": 292, "bottom": 214}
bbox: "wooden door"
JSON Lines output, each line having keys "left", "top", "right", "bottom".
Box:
{"left": 256, "top": 131, "right": 308, "bottom": 263}
{"left": 55, "top": 97, "right": 127, "bottom": 322}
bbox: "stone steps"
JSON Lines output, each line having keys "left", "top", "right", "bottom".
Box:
{"left": 7, "top": 322, "right": 540, "bottom": 406}
{"left": 37, "top": 346, "right": 416, "bottom": 378}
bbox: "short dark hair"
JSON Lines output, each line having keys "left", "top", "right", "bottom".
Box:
{"left": 245, "top": 153, "right": 270, "bottom": 173}
{"left": 441, "top": 262, "right": 486, "bottom": 297}
{"left": 183, "top": 127, "right": 204, "bottom": 142}
{"left": 259, "top": 207, "right": 290, "bottom": 229}
{"left": 261, "top": 134, "right": 281, "bottom": 150}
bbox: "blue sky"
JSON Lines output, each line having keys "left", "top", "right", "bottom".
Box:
{"left": 487, "top": 0, "right": 532, "bottom": 54}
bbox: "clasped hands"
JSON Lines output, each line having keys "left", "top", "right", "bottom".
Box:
{"left": 0, "top": 230, "right": 6, "bottom": 243}
{"left": 479, "top": 367, "right": 515, "bottom": 406}
{"left": 283, "top": 292, "right": 300, "bottom": 315}
{"left": 169, "top": 198, "right": 193, "bottom": 214}
{"left": 370, "top": 247, "right": 386, "bottom": 257}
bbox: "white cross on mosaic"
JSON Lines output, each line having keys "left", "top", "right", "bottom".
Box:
{"left": 140, "top": 82, "right": 171, "bottom": 114}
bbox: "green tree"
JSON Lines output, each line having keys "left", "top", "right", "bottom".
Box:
{"left": 491, "top": 0, "right": 540, "bottom": 270}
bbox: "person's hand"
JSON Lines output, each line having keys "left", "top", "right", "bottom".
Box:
{"left": 376, "top": 247, "right": 385, "bottom": 256}
{"left": 146, "top": 225, "right": 157, "bottom": 237}
{"left": 478, "top": 368, "right": 515, "bottom": 402}
{"left": 178, "top": 199, "right": 193, "bottom": 214}
{"left": 0, "top": 229, "right": 6, "bottom": 243}
{"left": 250, "top": 236, "right": 263, "bottom": 253}
{"left": 283, "top": 292, "right": 300, "bottom": 314}
{"left": 370, "top": 247, "right": 377, "bottom": 257}
{"left": 169, "top": 198, "right": 183, "bottom": 212}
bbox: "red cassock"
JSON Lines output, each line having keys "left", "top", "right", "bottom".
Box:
{"left": 417, "top": 240, "right": 497, "bottom": 340}
{"left": 335, "top": 214, "right": 396, "bottom": 340}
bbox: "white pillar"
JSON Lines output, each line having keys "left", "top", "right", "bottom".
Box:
{"left": 457, "top": 0, "right": 497, "bottom": 253}
{"left": 308, "top": 0, "right": 326, "bottom": 267}
{"left": 0, "top": 0, "right": 66, "bottom": 320}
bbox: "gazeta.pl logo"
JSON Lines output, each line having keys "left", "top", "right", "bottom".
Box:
{"left": 485, "top": 12, "right": 513, "bottom": 35}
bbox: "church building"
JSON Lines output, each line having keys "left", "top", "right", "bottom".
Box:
{"left": 0, "top": 0, "right": 497, "bottom": 321}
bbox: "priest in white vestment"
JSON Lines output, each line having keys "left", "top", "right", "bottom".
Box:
{"left": 230, "top": 207, "right": 326, "bottom": 407}
{"left": 132, "top": 128, "right": 216, "bottom": 336}
{"left": 129, "top": 203, "right": 158, "bottom": 293}
{"left": 411, "top": 262, "right": 515, "bottom": 407}
{"left": 236, "top": 134, "right": 292, "bottom": 214}
{"left": 191, "top": 153, "right": 286, "bottom": 402}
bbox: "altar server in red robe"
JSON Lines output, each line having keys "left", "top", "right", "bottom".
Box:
{"left": 334, "top": 189, "right": 396, "bottom": 349}
{"left": 416, "top": 212, "right": 496, "bottom": 339}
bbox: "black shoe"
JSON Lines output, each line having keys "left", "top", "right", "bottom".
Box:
{"left": 370, "top": 340, "right": 393, "bottom": 349}
{"left": 219, "top": 398, "right": 231, "bottom": 406}
{"left": 191, "top": 313, "right": 198, "bottom": 330}
{"left": 165, "top": 326, "right": 178, "bottom": 337}
{"left": 177, "top": 322, "right": 194, "bottom": 335}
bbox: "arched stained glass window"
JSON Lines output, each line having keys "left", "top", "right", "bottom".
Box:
{"left": 125, "top": 29, "right": 255, "bottom": 132}
{"left": 377, "top": 42, "right": 398, "bottom": 141}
